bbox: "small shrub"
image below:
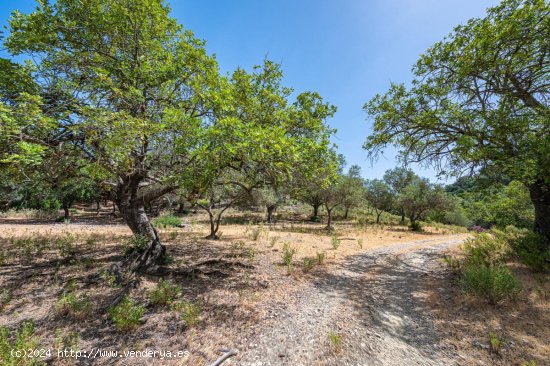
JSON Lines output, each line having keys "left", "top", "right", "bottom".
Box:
{"left": 0, "top": 289, "right": 12, "bottom": 311}
{"left": 56, "top": 291, "right": 93, "bottom": 319}
{"left": 55, "top": 233, "right": 77, "bottom": 257}
{"left": 303, "top": 257, "right": 315, "bottom": 272}
{"left": 153, "top": 215, "right": 181, "bottom": 228}
{"left": 462, "top": 264, "right": 521, "bottom": 305}
{"left": 357, "top": 238, "right": 364, "bottom": 249}
{"left": 488, "top": 332, "right": 502, "bottom": 354}
{"left": 316, "top": 251, "right": 326, "bottom": 265}
{"left": 331, "top": 235, "right": 340, "bottom": 250}
{"left": 510, "top": 231, "right": 550, "bottom": 272}
{"left": 269, "top": 236, "right": 279, "bottom": 248}
{"left": 54, "top": 329, "right": 79, "bottom": 354}
{"left": 123, "top": 234, "right": 149, "bottom": 255}
{"left": 169, "top": 231, "right": 178, "bottom": 240}
{"left": 172, "top": 300, "right": 201, "bottom": 328}
{"left": 328, "top": 332, "right": 342, "bottom": 352}
{"left": 282, "top": 242, "right": 297, "bottom": 274}
{"left": 100, "top": 270, "right": 119, "bottom": 287}
{"left": 250, "top": 225, "right": 265, "bottom": 241}
{"left": 409, "top": 221, "right": 422, "bottom": 232}
{"left": 310, "top": 215, "right": 321, "bottom": 222}
{"left": 462, "top": 231, "right": 512, "bottom": 267}
{"left": 248, "top": 247, "right": 255, "bottom": 260}
{"left": 443, "top": 255, "right": 461, "bottom": 274}
{"left": 108, "top": 297, "right": 144, "bottom": 332}
{"left": 0, "top": 321, "right": 44, "bottom": 366}
{"left": 148, "top": 279, "right": 181, "bottom": 306}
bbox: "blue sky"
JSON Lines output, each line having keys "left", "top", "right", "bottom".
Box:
{"left": 0, "top": 0, "right": 500, "bottom": 182}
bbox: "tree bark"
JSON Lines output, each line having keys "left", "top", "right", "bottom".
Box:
{"left": 63, "top": 203, "right": 70, "bottom": 221}
{"left": 529, "top": 179, "right": 550, "bottom": 246}
{"left": 376, "top": 210, "right": 382, "bottom": 224}
{"left": 266, "top": 205, "right": 276, "bottom": 223}
{"left": 325, "top": 206, "right": 333, "bottom": 230}
{"left": 205, "top": 209, "right": 219, "bottom": 240}
{"left": 311, "top": 203, "right": 320, "bottom": 221}
{"left": 400, "top": 208, "right": 405, "bottom": 224}
{"left": 117, "top": 175, "right": 166, "bottom": 272}
{"left": 344, "top": 206, "right": 349, "bottom": 220}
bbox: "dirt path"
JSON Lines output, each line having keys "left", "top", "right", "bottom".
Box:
{"left": 236, "top": 236, "right": 465, "bottom": 366}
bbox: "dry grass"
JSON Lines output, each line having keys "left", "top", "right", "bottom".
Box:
{"left": 425, "top": 246, "right": 550, "bottom": 366}
{"left": 0, "top": 209, "right": 473, "bottom": 364}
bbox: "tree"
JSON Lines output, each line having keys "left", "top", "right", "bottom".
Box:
{"left": 1, "top": 0, "right": 225, "bottom": 272}
{"left": 383, "top": 167, "right": 417, "bottom": 223}
{"left": 250, "top": 187, "right": 286, "bottom": 223}
{"left": 364, "top": 0, "right": 550, "bottom": 243}
{"left": 339, "top": 165, "right": 365, "bottom": 219}
{"left": 364, "top": 179, "right": 393, "bottom": 224}
{"left": 321, "top": 178, "right": 346, "bottom": 231}
{"left": 397, "top": 178, "right": 453, "bottom": 228}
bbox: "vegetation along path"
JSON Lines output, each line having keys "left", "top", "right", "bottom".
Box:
{"left": 238, "top": 236, "right": 466, "bottom": 366}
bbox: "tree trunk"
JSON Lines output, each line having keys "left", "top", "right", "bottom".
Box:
{"left": 177, "top": 202, "right": 185, "bottom": 214}
{"left": 205, "top": 209, "right": 219, "bottom": 240}
{"left": 311, "top": 203, "right": 320, "bottom": 221}
{"left": 95, "top": 198, "right": 101, "bottom": 216}
{"left": 344, "top": 207, "right": 349, "bottom": 220}
{"left": 117, "top": 176, "right": 166, "bottom": 272}
{"left": 376, "top": 210, "right": 382, "bottom": 224}
{"left": 400, "top": 208, "right": 405, "bottom": 224}
{"left": 266, "top": 205, "right": 276, "bottom": 223}
{"left": 325, "top": 206, "right": 333, "bottom": 230}
{"left": 63, "top": 203, "right": 70, "bottom": 221}
{"left": 529, "top": 179, "right": 550, "bottom": 246}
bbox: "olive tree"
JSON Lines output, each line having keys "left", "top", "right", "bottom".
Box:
{"left": 383, "top": 167, "right": 417, "bottom": 223}
{"left": 364, "top": 179, "right": 393, "bottom": 224}
{"left": 364, "top": 0, "right": 550, "bottom": 243}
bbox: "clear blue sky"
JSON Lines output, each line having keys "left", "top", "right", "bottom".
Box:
{"left": 0, "top": 0, "right": 501, "bottom": 182}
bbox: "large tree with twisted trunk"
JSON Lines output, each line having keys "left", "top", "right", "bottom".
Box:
{"left": 364, "top": 0, "right": 550, "bottom": 244}
{"left": 0, "top": 0, "right": 337, "bottom": 273}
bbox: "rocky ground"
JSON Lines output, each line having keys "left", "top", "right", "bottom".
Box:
{"left": 236, "top": 238, "right": 465, "bottom": 366}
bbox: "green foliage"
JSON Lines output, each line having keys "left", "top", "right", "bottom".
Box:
{"left": 409, "top": 221, "right": 422, "bottom": 232}
{"left": 357, "top": 238, "right": 364, "bottom": 249}
{"left": 316, "top": 251, "right": 326, "bottom": 265}
{"left": 54, "top": 329, "right": 79, "bottom": 355}
{"left": 171, "top": 300, "right": 201, "bottom": 328}
{"left": 282, "top": 242, "right": 297, "bottom": 273}
{"left": 331, "top": 235, "right": 341, "bottom": 250}
{"left": 462, "top": 263, "right": 521, "bottom": 305}
{"left": 488, "top": 332, "right": 502, "bottom": 354}
{"left": 364, "top": 179, "right": 393, "bottom": 222}
{"left": 508, "top": 229, "right": 550, "bottom": 272}
{"left": 56, "top": 289, "right": 93, "bottom": 319}
{"left": 443, "top": 255, "right": 461, "bottom": 274}
{"left": 123, "top": 235, "right": 149, "bottom": 255}
{"left": 250, "top": 224, "right": 265, "bottom": 241}
{"left": 462, "top": 231, "right": 513, "bottom": 267}
{"left": 148, "top": 279, "right": 182, "bottom": 306}
{"left": 108, "top": 297, "right": 144, "bottom": 332}
{"left": 303, "top": 257, "right": 315, "bottom": 272}
{"left": 152, "top": 215, "right": 181, "bottom": 229}
{"left": 0, "top": 321, "right": 44, "bottom": 366}
{"left": 328, "top": 332, "right": 343, "bottom": 352}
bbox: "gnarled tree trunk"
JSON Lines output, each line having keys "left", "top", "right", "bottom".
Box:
{"left": 117, "top": 175, "right": 166, "bottom": 273}
{"left": 266, "top": 205, "right": 276, "bottom": 223}
{"left": 529, "top": 179, "right": 550, "bottom": 246}
{"left": 311, "top": 203, "right": 320, "bottom": 221}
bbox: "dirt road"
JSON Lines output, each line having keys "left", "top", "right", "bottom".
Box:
{"left": 236, "top": 236, "right": 465, "bottom": 366}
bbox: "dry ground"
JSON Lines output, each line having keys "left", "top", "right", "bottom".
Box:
{"left": 0, "top": 208, "right": 548, "bottom": 365}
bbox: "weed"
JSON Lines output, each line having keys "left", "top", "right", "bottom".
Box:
{"left": 56, "top": 286, "right": 93, "bottom": 319}
{"left": 153, "top": 215, "right": 181, "bottom": 228}
{"left": 0, "top": 289, "right": 11, "bottom": 311}
{"left": 248, "top": 247, "right": 255, "bottom": 260}
{"left": 409, "top": 221, "right": 422, "bottom": 232}
{"left": 357, "top": 238, "right": 364, "bottom": 249}
{"left": 269, "top": 236, "right": 279, "bottom": 248}
{"left": 443, "top": 255, "right": 461, "bottom": 274}
{"left": 331, "top": 235, "right": 340, "bottom": 250}
{"left": 123, "top": 234, "right": 149, "bottom": 255}
{"left": 148, "top": 279, "right": 181, "bottom": 306}
{"left": 172, "top": 300, "right": 201, "bottom": 328}
{"left": 488, "top": 332, "right": 502, "bottom": 354}
{"left": 0, "top": 321, "right": 44, "bottom": 366}
{"left": 462, "top": 232, "right": 512, "bottom": 267}
{"left": 54, "top": 329, "right": 79, "bottom": 354}
{"left": 328, "top": 332, "right": 342, "bottom": 352}
{"left": 169, "top": 231, "right": 178, "bottom": 240}
{"left": 316, "top": 251, "right": 326, "bottom": 265}
{"left": 100, "top": 270, "right": 119, "bottom": 287}
{"left": 56, "top": 233, "right": 77, "bottom": 257}
{"left": 108, "top": 297, "right": 144, "bottom": 332}
{"left": 282, "top": 242, "right": 297, "bottom": 274}
{"left": 462, "top": 264, "right": 521, "bottom": 305}
{"left": 250, "top": 224, "right": 265, "bottom": 241}
{"left": 303, "top": 257, "right": 315, "bottom": 272}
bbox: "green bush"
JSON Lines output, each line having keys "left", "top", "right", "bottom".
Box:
{"left": 153, "top": 215, "right": 181, "bottom": 228}
{"left": 331, "top": 235, "right": 340, "bottom": 250}
{"left": 0, "top": 321, "right": 44, "bottom": 366}
{"left": 108, "top": 297, "right": 144, "bottom": 332}
{"left": 56, "top": 291, "right": 93, "bottom": 319}
{"left": 148, "top": 279, "right": 181, "bottom": 306}
{"left": 409, "top": 221, "right": 422, "bottom": 232}
{"left": 462, "top": 263, "right": 521, "bottom": 305}
{"left": 462, "top": 231, "right": 512, "bottom": 266}
{"left": 282, "top": 242, "right": 297, "bottom": 273}
{"left": 303, "top": 257, "right": 315, "bottom": 272}
{"left": 171, "top": 300, "right": 201, "bottom": 328}
{"left": 123, "top": 234, "right": 149, "bottom": 255}
{"left": 509, "top": 230, "right": 550, "bottom": 272}
{"left": 316, "top": 251, "right": 326, "bottom": 265}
